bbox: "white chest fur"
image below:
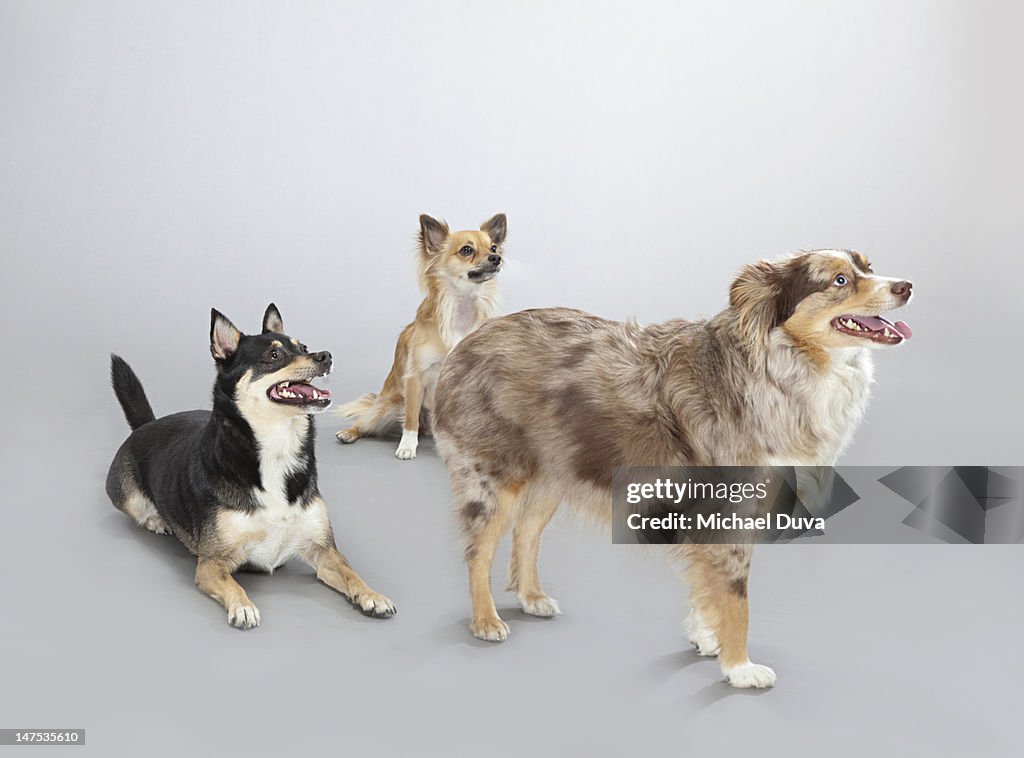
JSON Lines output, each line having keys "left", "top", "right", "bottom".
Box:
{"left": 450, "top": 295, "right": 479, "bottom": 345}
{"left": 765, "top": 345, "right": 874, "bottom": 465}
{"left": 435, "top": 282, "right": 498, "bottom": 350}
{"left": 219, "top": 416, "right": 330, "bottom": 571}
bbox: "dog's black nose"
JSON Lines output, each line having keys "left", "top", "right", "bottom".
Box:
{"left": 487, "top": 254, "right": 501, "bottom": 266}
{"left": 891, "top": 281, "right": 912, "bottom": 299}
{"left": 313, "top": 351, "right": 331, "bottom": 364}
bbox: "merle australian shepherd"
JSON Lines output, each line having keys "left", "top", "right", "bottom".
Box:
{"left": 432, "top": 250, "right": 912, "bottom": 687}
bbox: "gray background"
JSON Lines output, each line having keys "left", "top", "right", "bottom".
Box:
{"left": 2, "top": 1, "right": 1022, "bottom": 755}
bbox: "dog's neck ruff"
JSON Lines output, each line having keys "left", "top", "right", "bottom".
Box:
{"left": 433, "top": 280, "right": 500, "bottom": 349}
{"left": 763, "top": 334, "right": 875, "bottom": 465}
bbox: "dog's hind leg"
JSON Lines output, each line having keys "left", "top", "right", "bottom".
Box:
{"left": 507, "top": 484, "right": 561, "bottom": 618}
{"left": 460, "top": 481, "right": 518, "bottom": 641}
{"left": 682, "top": 544, "right": 776, "bottom": 688}
{"left": 122, "top": 491, "right": 171, "bottom": 535}
{"left": 195, "top": 558, "right": 260, "bottom": 629}
{"left": 107, "top": 456, "right": 170, "bottom": 535}
{"left": 303, "top": 542, "right": 396, "bottom": 619}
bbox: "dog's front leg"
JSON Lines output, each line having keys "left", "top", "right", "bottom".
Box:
{"left": 684, "top": 544, "right": 776, "bottom": 688}
{"left": 195, "top": 558, "right": 260, "bottom": 630}
{"left": 304, "top": 542, "right": 397, "bottom": 618}
{"left": 396, "top": 373, "right": 423, "bottom": 460}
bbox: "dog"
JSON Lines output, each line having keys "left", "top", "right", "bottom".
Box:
{"left": 432, "top": 250, "right": 912, "bottom": 687}
{"left": 106, "top": 304, "right": 396, "bottom": 629}
{"left": 335, "top": 213, "right": 506, "bottom": 460}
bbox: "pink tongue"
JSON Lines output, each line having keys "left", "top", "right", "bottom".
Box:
{"left": 855, "top": 316, "right": 888, "bottom": 331}
{"left": 292, "top": 384, "right": 315, "bottom": 399}
{"left": 284, "top": 384, "right": 331, "bottom": 399}
{"left": 853, "top": 316, "right": 913, "bottom": 340}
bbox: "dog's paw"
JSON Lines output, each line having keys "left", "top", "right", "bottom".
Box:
{"left": 688, "top": 625, "right": 721, "bottom": 656}
{"left": 227, "top": 603, "right": 261, "bottom": 630}
{"left": 519, "top": 593, "right": 561, "bottom": 618}
{"left": 471, "top": 615, "right": 510, "bottom": 642}
{"left": 395, "top": 430, "right": 418, "bottom": 460}
{"left": 351, "top": 591, "right": 396, "bottom": 619}
{"left": 336, "top": 428, "right": 359, "bottom": 444}
{"left": 723, "top": 661, "right": 776, "bottom": 689}
{"left": 143, "top": 516, "right": 171, "bottom": 535}
{"left": 686, "top": 609, "right": 721, "bottom": 656}
{"left": 692, "top": 633, "right": 721, "bottom": 657}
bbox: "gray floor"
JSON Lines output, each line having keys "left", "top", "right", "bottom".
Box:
{"left": 1, "top": 408, "right": 1021, "bottom": 756}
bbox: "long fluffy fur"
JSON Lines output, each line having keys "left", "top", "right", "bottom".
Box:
{"left": 431, "top": 249, "right": 912, "bottom": 687}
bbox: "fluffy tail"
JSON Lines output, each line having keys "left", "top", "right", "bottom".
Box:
{"left": 110, "top": 354, "right": 156, "bottom": 430}
{"left": 335, "top": 391, "right": 397, "bottom": 435}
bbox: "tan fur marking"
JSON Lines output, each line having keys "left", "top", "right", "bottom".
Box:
{"left": 303, "top": 542, "right": 395, "bottom": 617}
{"left": 467, "top": 485, "right": 518, "bottom": 640}
{"left": 195, "top": 558, "right": 258, "bottom": 625}
{"left": 506, "top": 486, "right": 560, "bottom": 605}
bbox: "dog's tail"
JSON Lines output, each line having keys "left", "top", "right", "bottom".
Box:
{"left": 110, "top": 354, "right": 156, "bottom": 430}
{"left": 335, "top": 391, "right": 397, "bottom": 436}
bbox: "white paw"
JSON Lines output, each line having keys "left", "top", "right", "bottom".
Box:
{"left": 686, "top": 609, "right": 720, "bottom": 656}
{"left": 395, "top": 430, "right": 418, "bottom": 460}
{"left": 143, "top": 516, "right": 170, "bottom": 535}
{"left": 471, "top": 616, "right": 510, "bottom": 642}
{"left": 228, "top": 603, "right": 261, "bottom": 630}
{"left": 352, "top": 591, "right": 397, "bottom": 619}
{"left": 519, "top": 593, "right": 561, "bottom": 618}
{"left": 336, "top": 428, "right": 358, "bottom": 444}
{"left": 723, "top": 661, "right": 777, "bottom": 689}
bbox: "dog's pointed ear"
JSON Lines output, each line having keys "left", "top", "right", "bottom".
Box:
{"left": 262, "top": 303, "right": 284, "bottom": 334}
{"left": 481, "top": 213, "right": 507, "bottom": 246}
{"left": 210, "top": 308, "right": 242, "bottom": 362}
{"left": 419, "top": 214, "right": 450, "bottom": 256}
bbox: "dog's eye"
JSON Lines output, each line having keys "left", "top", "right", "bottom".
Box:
{"left": 459, "top": 246, "right": 474, "bottom": 257}
{"left": 834, "top": 274, "right": 848, "bottom": 287}
{"left": 490, "top": 244, "right": 497, "bottom": 253}
{"left": 267, "top": 349, "right": 281, "bottom": 361}
{"left": 300, "top": 345, "right": 308, "bottom": 353}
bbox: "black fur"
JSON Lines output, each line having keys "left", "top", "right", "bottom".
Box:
{"left": 106, "top": 307, "right": 331, "bottom": 552}
{"left": 110, "top": 354, "right": 156, "bottom": 430}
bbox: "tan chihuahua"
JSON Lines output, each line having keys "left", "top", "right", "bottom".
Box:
{"left": 335, "top": 213, "right": 506, "bottom": 459}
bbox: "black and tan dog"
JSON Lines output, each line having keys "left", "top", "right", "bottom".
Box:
{"left": 433, "top": 250, "right": 912, "bottom": 687}
{"left": 106, "top": 304, "right": 396, "bottom": 628}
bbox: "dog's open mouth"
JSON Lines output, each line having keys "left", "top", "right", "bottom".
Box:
{"left": 831, "top": 315, "right": 913, "bottom": 345}
{"left": 267, "top": 380, "right": 332, "bottom": 407}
